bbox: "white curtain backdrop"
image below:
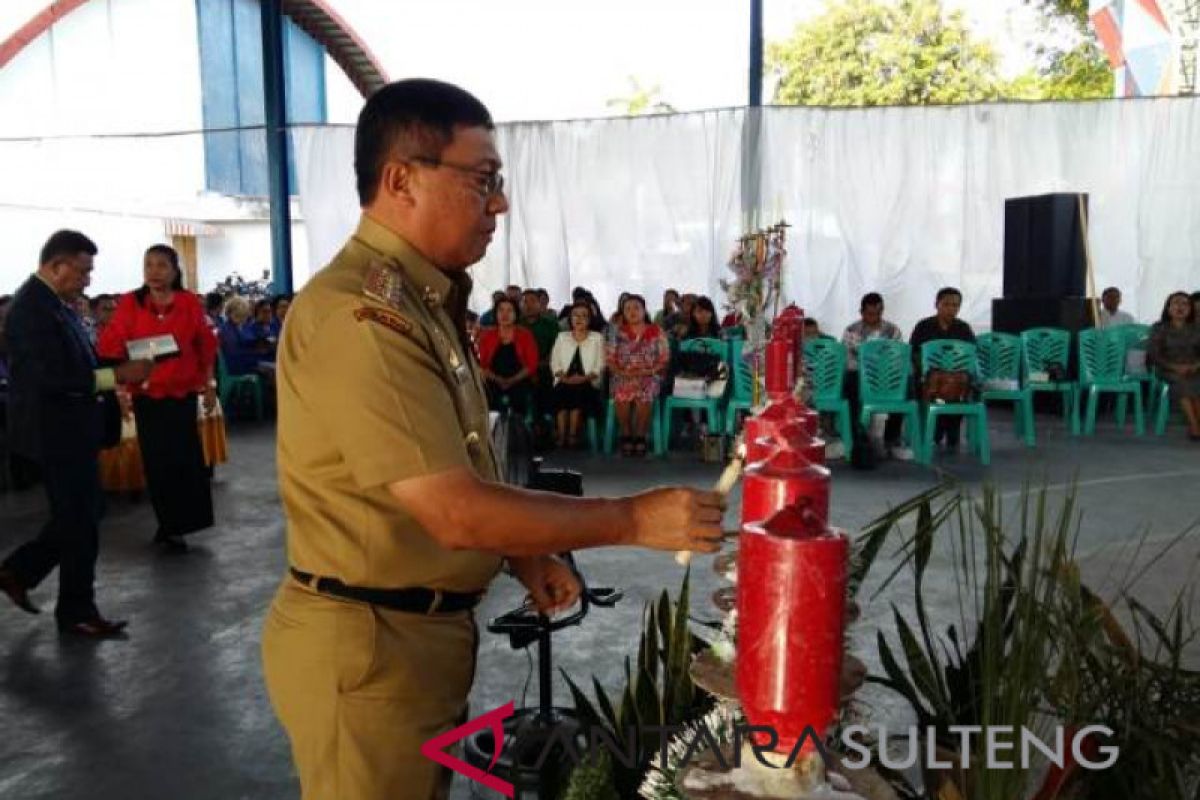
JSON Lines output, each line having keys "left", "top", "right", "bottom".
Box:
{"left": 293, "top": 97, "right": 1199, "bottom": 334}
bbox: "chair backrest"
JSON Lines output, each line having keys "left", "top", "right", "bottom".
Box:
{"left": 728, "top": 337, "right": 754, "bottom": 402}
{"left": 977, "top": 332, "right": 1022, "bottom": 382}
{"left": 1020, "top": 327, "right": 1072, "bottom": 379}
{"left": 1078, "top": 327, "right": 1128, "bottom": 384}
{"left": 920, "top": 339, "right": 980, "bottom": 379}
{"left": 802, "top": 338, "right": 846, "bottom": 401}
{"left": 858, "top": 339, "right": 912, "bottom": 402}
{"left": 680, "top": 337, "right": 728, "bottom": 361}
{"left": 1110, "top": 323, "right": 1151, "bottom": 377}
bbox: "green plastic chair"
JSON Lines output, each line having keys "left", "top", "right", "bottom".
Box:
{"left": 856, "top": 339, "right": 922, "bottom": 463}
{"left": 803, "top": 339, "right": 853, "bottom": 459}
{"left": 603, "top": 396, "right": 665, "bottom": 456}
{"left": 1078, "top": 327, "right": 1144, "bottom": 435}
{"left": 663, "top": 338, "right": 728, "bottom": 450}
{"left": 977, "top": 332, "right": 1035, "bottom": 447}
{"left": 723, "top": 337, "right": 755, "bottom": 435}
{"left": 1110, "top": 323, "right": 1161, "bottom": 423}
{"left": 216, "top": 352, "right": 264, "bottom": 421}
{"left": 1020, "top": 328, "right": 1080, "bottom": 435}
{"left": 919, "top": 340, "right": 990, "bottom": 465}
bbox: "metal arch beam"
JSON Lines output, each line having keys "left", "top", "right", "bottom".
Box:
{"left": 0, "top": 0, "right": 389, "bottom": 98}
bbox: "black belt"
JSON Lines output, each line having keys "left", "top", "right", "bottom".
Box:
{"left": 289, "top": 568, "right": 482, "bottom": 614}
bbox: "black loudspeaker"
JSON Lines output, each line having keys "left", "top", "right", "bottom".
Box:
{"left": 991, "top": 297, "right": 1094, "bottom": 336}
{"left": 1003, "top": 193, "right": 1088, "bottom": 299}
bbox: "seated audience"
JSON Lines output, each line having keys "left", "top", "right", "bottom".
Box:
{"left": 550, "top": 302, "right": 605, "bottom": 448}
{"left": 478, "top": 296, "right": 538, "bottom": 415}
{"left": 909, "top": 287, "right": 976, "bottom": 451}
{"left": 217, "top": 297, "right": 260, "bottom": 376}
{"left": 1098, "top": 286, "right": 1135, "bottom": 328}
{"left": 479, "top": 290, "right": 506, "bottom": 327}
{"left": 1147, "top": 291, "right": 1200, "bottom": 440}
{"left": 841, "top": 292, "right": 910, "bottom": 459}
{"left": 653, "top": 289, "right": 681, "bottom": 328}
{"left": 269, "top": 294, "right": 292, "bottom": 337}
{"left": 683, "top": 296, "right": 722, "bottom": 340}
{"left": 608, "top": 294, "right": 670, "bottom": 457}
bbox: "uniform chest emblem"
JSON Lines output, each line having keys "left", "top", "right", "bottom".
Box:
{"left": 353, "top": 307, "right": 414, "bottom": 337}
{"left": 363, "top": 262, "right": 404, "bottom": 308}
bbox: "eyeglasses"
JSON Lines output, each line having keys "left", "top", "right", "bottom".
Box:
{"left": 410, "top": 156, "right": 505, "bottom": 197}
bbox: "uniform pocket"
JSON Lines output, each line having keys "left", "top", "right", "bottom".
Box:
{"left": 336, "top": 601, "right": 379, "bottom": 694}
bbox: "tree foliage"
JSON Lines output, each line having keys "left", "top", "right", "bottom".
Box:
{"left": 768, "top": 0, "right": 1003, "bottom": 107}
{"left": 606, "top": 77, "right": 676, "bottom": 116}
{"left": 1007, "top": 0, "right": 1114, "bottom": 100}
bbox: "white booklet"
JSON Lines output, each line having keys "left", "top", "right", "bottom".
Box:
{"left": 126, "top": 333, "right": 180, "bottom": 362}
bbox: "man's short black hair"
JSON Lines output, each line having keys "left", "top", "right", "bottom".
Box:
{"left": 205, "top": 292, "right": 224, "bottom": 313}
{"left": 520, "top": 288, "right": 539, "bottom": 298}
{"left": 936, "top": 287, "right": 962, "bottom": 303}
{"left": 860, "top": 292, "right": 884, "bottom": 310}
{"left": 40, "top": 229, "right": 97, "bottom": 266}
{"left": 354, "top": 79, "right": 494, "bottom": 206}
{"left": 1102, "top": 286, "right": 1120, "bottom": 297}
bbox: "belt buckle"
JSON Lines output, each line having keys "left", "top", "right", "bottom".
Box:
{"left": 427, "top": 589, "right": 444, "bottom": 614}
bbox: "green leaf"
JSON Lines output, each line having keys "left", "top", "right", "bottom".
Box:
{"left": 561, "top": 670, "right": 604, "bottom": 732}
{"left": 874, "top": 629, "right": 935, "bottom": 724}
{"left": 592, "top": 676, "right": 620, "bottom": 732}
{"left": 893, "top": 606, "right": 951, "bottom": 720}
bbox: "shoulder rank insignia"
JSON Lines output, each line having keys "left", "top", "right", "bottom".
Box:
{"left": 354, "top": 306, "right": 414, "bottom": 337}
{"left": 363, "top": 261, "right": 404, "bottom": 308}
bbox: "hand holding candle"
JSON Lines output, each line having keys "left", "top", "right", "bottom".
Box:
{"left": 677, "top": 437, "right": 746, "bottom": 566}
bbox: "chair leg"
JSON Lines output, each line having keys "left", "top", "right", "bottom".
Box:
{"left": 977, "top": 411, "right": 991, "bottom": 465}
{"left": 1116, "top": 394, "right": 1128, "bottom": 428}
{"left": 837, "top": 405, "right": 852, "bottom": 458}
{"left": 1155, "top": 386, "right": 1170, "bottom": 435}
{"left": 1132, "top": 390, "right": 1145, "bottom": 436}
{"left": 906, "top": 410, "right": 926, "bottom": 464}
{"left": 1084, "top": 388, "right": 1098, "bottom": 435}
{"left": 1021, "top": 395, "right": 1036, "bottom": 447}
{"left": 662, "top": 404, "right": 675, "bottom": 450}
{"left": 1067, "top": 388, "right": 1081, "bottom": 435}
{"left": 923, "top": 410, "right": 937, "bottom": 462}
{"left": 604, "top": 403, "right": 616, "bottom": 454}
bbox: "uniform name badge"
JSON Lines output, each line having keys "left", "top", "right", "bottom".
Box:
{"left": 127, "top": 333, "right": 180, "bottom": 362}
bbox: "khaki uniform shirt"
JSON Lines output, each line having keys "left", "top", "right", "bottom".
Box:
{"left": 277, "top": 215, "right": 502, "bottom": 593}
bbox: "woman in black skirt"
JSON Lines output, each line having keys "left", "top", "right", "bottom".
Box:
{"left": 549, "top": 302, "right": 605, "bottom": 447}
{"left": 98, "top": 245, "right": 216, "bottom": 552}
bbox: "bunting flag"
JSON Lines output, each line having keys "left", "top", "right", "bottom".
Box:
{"left": 1089, "top": 0, "right": 1180, "bottom": 96}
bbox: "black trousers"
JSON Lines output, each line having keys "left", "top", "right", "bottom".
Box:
{"left": 2, "top": 451, "right": 103, "bottom": 622}
{"left": 134, "top": 395, "right": 213, "bottom": 538}
{"left": 844, "top": 371, "right": 904, "bottom": 443}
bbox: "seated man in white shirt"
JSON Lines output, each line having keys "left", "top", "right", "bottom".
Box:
{"left": 1098, "top": 287, "right": 1135, "bottom": 328}
{"left": 841, "top": 292, "right": 913, "bottom": 460}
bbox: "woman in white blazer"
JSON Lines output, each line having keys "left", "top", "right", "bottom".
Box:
{"left": 550, "top": 302, "right": 606, "bottom": 448}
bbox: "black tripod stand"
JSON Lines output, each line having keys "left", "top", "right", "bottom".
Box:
{"left": 462, "top": 460, "right": 623, "bottom": 798}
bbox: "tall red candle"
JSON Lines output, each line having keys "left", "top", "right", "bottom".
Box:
{"left": 746, "top": 422, "right": 826, "bottom": 466}
{"left": 741, "top": 450, "right": 830, "bottom": 532}
{"left": 743, "top": 396, "right": 819, "bottom": 441}
{"left": 737, "top": 508, "right": 848, "bottom": 755}
{"left": 765, "top": 338, "right": 793, "bottom": 398}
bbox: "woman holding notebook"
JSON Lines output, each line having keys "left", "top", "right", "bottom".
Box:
{"left": 98, "top": 244, "right": 216, "bottom": 552}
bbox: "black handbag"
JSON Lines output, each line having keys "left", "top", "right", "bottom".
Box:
{"left": 98, "top": 391, "right": 121, "bottom": 450}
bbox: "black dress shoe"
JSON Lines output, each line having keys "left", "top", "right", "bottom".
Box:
{"left": 57, "top": 618, "right": 129, "bottom": 638}
{"left": 0, "top": 569, "right": 40, "bottom": 614}
{"left": 154, "top": 533, "right": 189, "bottom": 554}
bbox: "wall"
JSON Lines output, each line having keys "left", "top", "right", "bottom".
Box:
{"left": 196, "top": 220, "right": 309, "bottom": 292}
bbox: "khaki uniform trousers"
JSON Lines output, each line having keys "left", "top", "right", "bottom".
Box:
{"left": 262, "top": 579, "right": 478, "bottom": 800}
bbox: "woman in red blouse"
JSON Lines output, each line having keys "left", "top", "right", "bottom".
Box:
{"left": 477, "top": 296, "right": 539, "bottom": 415}
{"left": 98, "top": 245, "right": 216, "bottom": 552}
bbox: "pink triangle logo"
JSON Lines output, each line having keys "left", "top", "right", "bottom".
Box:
{"left": 420, "top": 701, "right": 515, "bottom": 797}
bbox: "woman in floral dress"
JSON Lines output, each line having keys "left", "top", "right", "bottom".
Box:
{"left": 607, "top": 294, "right": 670, "bottom": 457}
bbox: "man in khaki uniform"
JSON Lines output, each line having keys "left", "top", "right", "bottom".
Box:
{"left": 261, "top": 79, "right": 724, "bottom": 800}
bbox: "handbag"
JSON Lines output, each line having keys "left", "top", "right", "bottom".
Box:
{"left": 922, "top": 369, "right": 973, "bottom": 403}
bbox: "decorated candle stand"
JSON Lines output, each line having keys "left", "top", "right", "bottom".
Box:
{"left": 659, "top": 306, "right": 884, "bottom": 800}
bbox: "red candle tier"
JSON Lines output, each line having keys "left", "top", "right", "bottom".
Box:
{"left": 737, "top": 509, "right": 847, "bottom": 755}
{"left": 741, "top": 449, "right": 831, "bottom": 531}
{"left": 746, "top": 421, "right": 827, "bottom": 466}
{"left": 743, "top": 396, "right": 819, "bottom": 442}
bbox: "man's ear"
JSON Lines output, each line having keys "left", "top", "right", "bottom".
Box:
{"left": 379, "top": 161, "right": 415, "bottom": 204}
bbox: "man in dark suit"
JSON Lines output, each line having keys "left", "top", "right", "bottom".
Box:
{"left": 0, "top": 230, "right": 153, "bottom": 638}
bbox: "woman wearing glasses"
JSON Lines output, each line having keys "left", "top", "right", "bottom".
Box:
{"left": 550, "top": 301, "right": 605, "bottom": 448}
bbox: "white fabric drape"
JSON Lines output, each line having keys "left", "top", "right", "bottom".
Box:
{"left": 294, "top": 98, "right": 1200, "bottom": 333}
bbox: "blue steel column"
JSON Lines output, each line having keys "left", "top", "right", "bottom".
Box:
{"left": 261, "top": 0, "right": 293, "bottom": 295}
{"left": 749, "top": 0, "right": 764, "bottom": 107}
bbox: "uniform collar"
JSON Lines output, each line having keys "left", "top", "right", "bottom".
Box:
{"left": 353, "top": 214, "right": 461, "bottom": 311}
